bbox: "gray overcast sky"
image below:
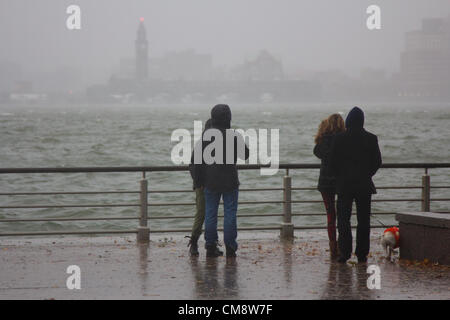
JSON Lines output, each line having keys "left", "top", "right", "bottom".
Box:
{"left": 1, "top": 0, "right": 449, "bottom": 82}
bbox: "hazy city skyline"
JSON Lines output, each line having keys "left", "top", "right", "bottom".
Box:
{"left": 1, "top": 1, "right": 450, "bottom": 86}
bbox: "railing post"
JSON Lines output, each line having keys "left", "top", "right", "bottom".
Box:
{"left": 281, "top": 171, "right": 294, "bottom": 240}
{"left": 137, "top": 175, "right": 150, "bottom": 243}
{"left": 421, "top": 170, "right": 431, "bottom": 212}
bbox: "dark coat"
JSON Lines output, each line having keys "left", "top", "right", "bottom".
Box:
{"left": 202, "top": 105, "right": 249, "bottom": 193}
{"left": 189, "top": 140, "right": 205, "bottom": 190}
{"left": 329, "top": 108, "right": 382, "bottom": 195}
{"left": 313, "top": 134, "right": 336, "bottom": 192}
{"left": 189, "top": 119, "right": 212, "bottom": 189}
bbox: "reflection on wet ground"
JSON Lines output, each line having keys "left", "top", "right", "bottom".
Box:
{"left": 190, "top": 256, "right": 240, "bottom": 299}
{"left": 0, "top": 231, "right": 449, "bottom": 299}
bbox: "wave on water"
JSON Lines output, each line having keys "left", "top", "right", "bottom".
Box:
{"left": 0, "top": 103, "right": 448, "bottom": 233}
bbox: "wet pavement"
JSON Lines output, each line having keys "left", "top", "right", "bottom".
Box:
{"left": 0, "top": 231, "right": 449, "bottom": 299}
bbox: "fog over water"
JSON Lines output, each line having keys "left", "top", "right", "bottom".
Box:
{"left": 1, "top": 0, "right": 450, "bottom": 91}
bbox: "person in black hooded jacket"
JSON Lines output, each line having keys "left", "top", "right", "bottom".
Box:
{"left": 313, "top": 113, "right": 345, "bottom": 260}
{"left": 201, "top": 104, "right": 249, "bottom": 258}
{"left": 329, "top": 106, "right": 382, "bottom": 264}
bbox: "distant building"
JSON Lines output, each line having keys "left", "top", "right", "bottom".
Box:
{"left": 135, "top": 18, "right": 149, "bottom": 81}
{"left": 233, "top": 50, "right": 284, "bottom": 81}
{"left": 117, "top": 58, "right": 135, "bottom": 79}
{"left": 87, "top": 21, "right": 320, "bottom": 103}
{"left": 9, "top": 80, "right": 47, "bottom": 103}
{"left": 149, "top": 50, "right": 213, "bottom": 81}
{"left": 14, "top": 81, "right": 33, "bottom": 93}
{"left": 398, "top": 16, "right": 450, "bottom": 98}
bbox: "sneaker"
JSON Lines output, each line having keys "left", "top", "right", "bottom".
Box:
{"left": 205, "top": 244, "right": 224, "bottom": 258}
{"left": 226, "top": 246, "right": 236, "bottom": 258}
{"left": 357, "top": 256, "right": 368, "bottom": 264}
{"left": 337, "top": 256, "right": 348, "bottom": 264}
{"left": 215, "top": 240, "right": 224, "bottom": 256}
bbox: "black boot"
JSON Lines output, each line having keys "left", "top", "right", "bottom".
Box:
{"left": 337, "top": 254, "right": 349, "bottom": 264}
{"left": 205, "top": 243, "right": 223, "bottom": 258}
{"left": 226, "top": 246, "right": 236, "bottom": 258}
{"left": 186, "top": 236, "right": 199, "bottom": 257}
{"left": 337, "top": 257, "right": 347, "bottom": 263}
{"left": 329, "top": 240, "right": 338, "bottom": 260}
{"left": 357, "top": 256, "right": 368, "bottom": 264}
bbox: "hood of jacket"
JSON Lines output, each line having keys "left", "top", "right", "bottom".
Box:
{"left": 211, "top": 104, "right": 231, "bottom": 129}
{"left": 345, "top": 106, "right": 364, "bottom": 129}
{"left": 204, "top": 118, "right": 212, "bottom": 130}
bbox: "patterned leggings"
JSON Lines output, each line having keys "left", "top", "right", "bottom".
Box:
{"left": 320, "top": 191, "right": 337, "bottom": 242}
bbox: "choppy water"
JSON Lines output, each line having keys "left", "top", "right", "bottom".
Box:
{"left": 0, "top": 103, "right": 449, "bottom": 234}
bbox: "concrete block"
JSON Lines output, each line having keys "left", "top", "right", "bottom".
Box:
{"left": 396, "top": 212, "right": 450, "bottom": 264}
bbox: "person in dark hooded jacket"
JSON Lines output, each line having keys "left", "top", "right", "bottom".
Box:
{"left": 186, "top": 119, "right": 212, "bottom": 257}
{"left": 329, "top": 106, "right": 382, "bottom": 263}
{"left": 201, "top": 104, "right": 249, "bottom": 258}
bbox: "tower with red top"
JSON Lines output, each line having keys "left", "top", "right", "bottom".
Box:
{"left": 135, "top": 18, "right": 148, "bottom": 82}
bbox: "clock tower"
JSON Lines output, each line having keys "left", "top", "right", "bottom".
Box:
{"left": 135, "top": 18, "right": 148, "bottom": 82}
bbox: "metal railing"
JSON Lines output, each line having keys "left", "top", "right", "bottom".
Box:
{"left": 0, "top": 163, "right": 449, "bottom": 242}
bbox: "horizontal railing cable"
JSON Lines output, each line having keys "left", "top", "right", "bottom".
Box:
{"left": 0, "top": 163, "right": 448, "bottom": 238}
{"left": 0, "top": 162, "right": 449, "bottom": 174}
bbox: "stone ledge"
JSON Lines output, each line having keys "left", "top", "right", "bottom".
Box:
{"left": 396, "top": 212, "right": 450, "bottom": 265}
{"left": 396, "top": 212, "right": 450, "bottom": 229}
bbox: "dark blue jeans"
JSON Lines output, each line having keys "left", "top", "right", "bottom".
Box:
{"left": 204, "top": 188, "right": 239, "bottom": 251}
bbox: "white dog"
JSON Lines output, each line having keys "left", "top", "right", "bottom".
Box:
{"left": 380, "top": 227, "right": 400, "bottom": 259}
